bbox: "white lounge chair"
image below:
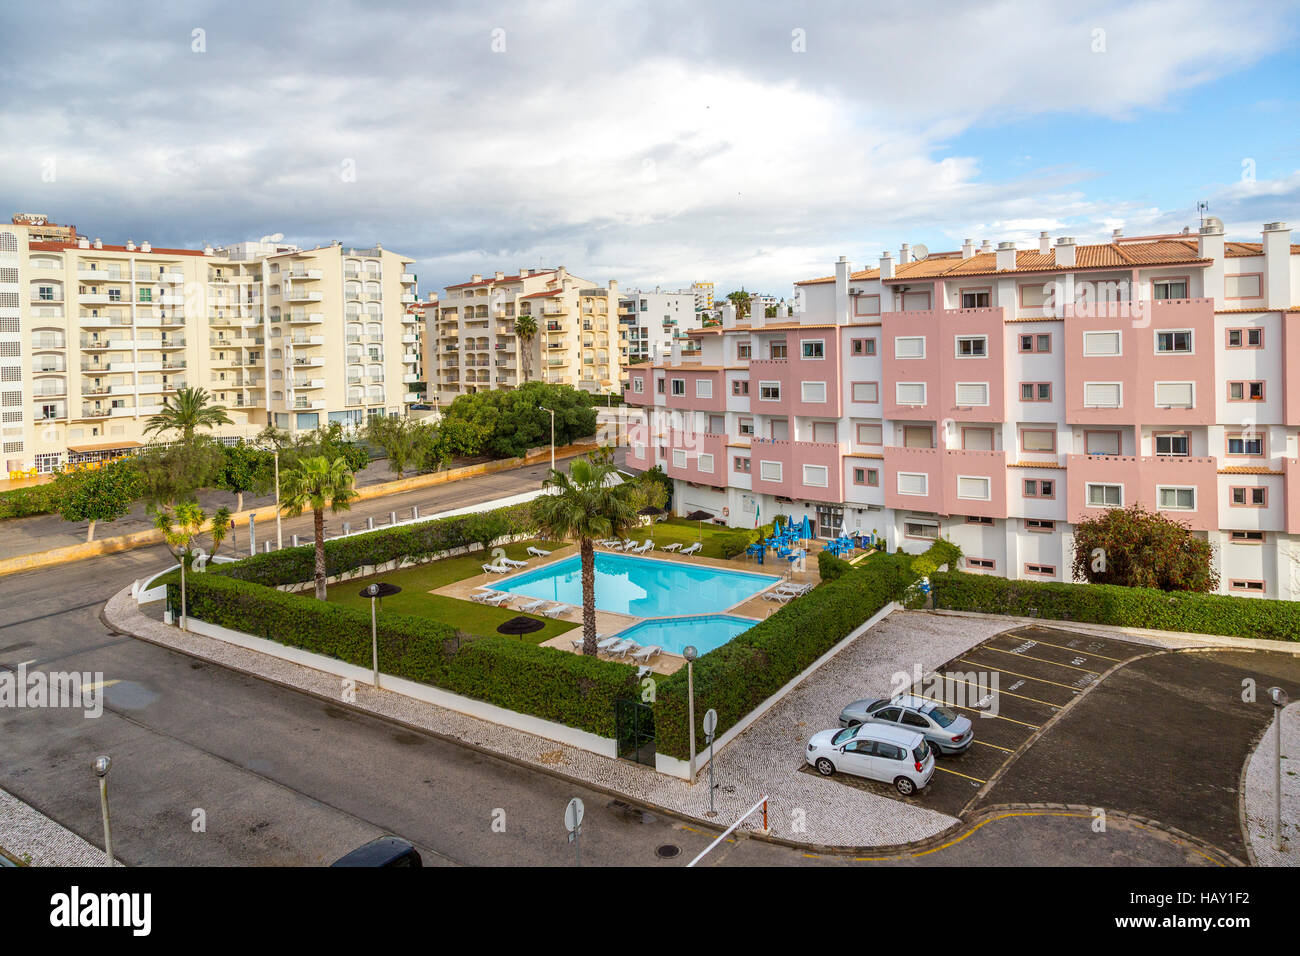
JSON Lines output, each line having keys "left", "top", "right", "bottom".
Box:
{"left": 570, "top": 633, "right": 606, "bottom": 650}
{"left": 631, "top": 540, "right": 653, "bottom": 554}
{"left": 597, "top": 636, "right": 623, "bottom": 652}
{"left": 542, "top": 604, "right": 573, "bottom": 619}
{"left": 776, "top": 581, "right": 814, "bottom": 596}
{"left": 660, "top": 542, "right": 683, "bottom": 553}
{"left": 606, "top": 640, "right": 639, "bottom": 659}
{"left": 469, "top": 589, "right": 502, "bottom": 603}
{"left": 526, "top": 546, "right": 552, "bottom": 557}
{"left": 482, "top": 563, "right": 511, "bottom": 575}
{"left": 637, "top": 665, "right": 654, "bottom": 679}
{"left": 680, "top": 542, "right": 702, "bottom": 556}
{"left": 515, "top": 598, "right": 550, "bottom": 613}
{"left": 622, "top": 539, "right": 636, "bottom": 550}
{"left": 631, "top": 644, "right": 662, "bottom": 663}
{"left": 477, "top": 591, "right": 514, "bottom": 606}
{"left": 762, "top": 588, "right": 796, "bottom": 603}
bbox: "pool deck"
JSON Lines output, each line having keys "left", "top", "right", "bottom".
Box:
{"left": 433, "top": 541, "right": 822, "bottom": 675}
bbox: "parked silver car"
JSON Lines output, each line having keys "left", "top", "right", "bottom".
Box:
{"left": 839, "top": 693, "right": 974, "bottom": 755}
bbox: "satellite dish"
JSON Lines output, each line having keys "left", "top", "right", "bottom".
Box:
{"left": 910, "top": 243, "right": 929, "bottom": 261}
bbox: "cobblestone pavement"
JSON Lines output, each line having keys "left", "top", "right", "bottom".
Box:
{"left": 0, "top": 787, "right": 119, "bottom": 867}
{"left": 1243, "top": 702, "right": 1298, "bottom": 866}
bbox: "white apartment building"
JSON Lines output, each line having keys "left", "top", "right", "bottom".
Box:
{"left": 618, "top": 288, "right": 702, "bottom": 366}
{"left": 432, "top": 267, "right": 620, "bottom": 401}
{"left": 626, "top": 219, "right": 1300, "bottom": 599}
{"left": 2, "top": 215, "right": 419, "bottom": 474}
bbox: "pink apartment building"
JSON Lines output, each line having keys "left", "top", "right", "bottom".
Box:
{"left": 624, "top": 218, "right": 1300, "bottom": 599}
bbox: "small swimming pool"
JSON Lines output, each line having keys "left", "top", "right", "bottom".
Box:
{"left": 614, "top": 614, "right": 757, "bottom": 656}
{"left": 493, "top": 552, "right": 780, "bottom": 617}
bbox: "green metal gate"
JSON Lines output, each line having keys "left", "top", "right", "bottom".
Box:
{"left": 614, "top": 698, "right": 656, "bottom": 765}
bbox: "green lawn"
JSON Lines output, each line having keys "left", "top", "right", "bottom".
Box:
{"left": 640, "top": 517, "right": 744, "bottom": 560}
{"left": 325, "top": 538, "right": 575, "bottom": 645}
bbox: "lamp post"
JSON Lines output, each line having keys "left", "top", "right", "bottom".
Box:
{"left": 93, "top": 755, "right": 113, "bottom": 865}
{"left": 359, "top": 582, "right": 401, "bottom": 690}
{"left": 273, "top": 449, "right": 282, "bottom": 550}
{"left": 683, "top": 644, "right": 698, "bottom": 781}
{"left": 538, "top": 405, "right": 555, "bottom": 475}
{"left": 1269, "top": 686, "right": 1290, "bottom": 852}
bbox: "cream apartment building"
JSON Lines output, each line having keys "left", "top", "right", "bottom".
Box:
{"left": 1, "top": 215, "right": 419, "bottom": 474}
{"left": 432, "top": 267, "right": 620, "bottom": 401}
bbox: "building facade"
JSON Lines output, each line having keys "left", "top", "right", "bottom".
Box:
{"left": 431, "top": 267, "right": 620, "bottom": 401}
{"left": 618, "top": 288, "right": 702, "bottom": 366}
{"left": 625, "top": 219, "right": 1300, "bottom": 599}
{"left": 1, "top": 216, "right": 419, "bottom": 474}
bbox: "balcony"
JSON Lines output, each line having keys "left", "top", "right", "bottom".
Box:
{"left": 401, "top": 334, "right": 418, "bottom": 345}
{"left": 289, "top": 335, "right": 324, "bottom": 347}
{"left": 285, "top": 289, "right": 323, "bottom": 303}
{"left": 77, "top": 268, "right": 125, "bottom": 281}
{"left": 294, "top": 378, "right": 326, "bottom": 389}
{"left": 401, "top": 273, "right": 416, "bottom": 284}
{"left": 1065, "top": 454, "right": 1218, "bottom": 531}
{"left": 79, "top": 336, "right": 132, "bottom": 350}
{"left": 285, "top": 269, "right": 323, "bottom": 280}
{"left": 78, "top": 315, "right": 131, "bottom": 328}
{"left": 156, "top": 337, "right": 186, "bottom": 349}
{"left": 882, "top": 446, "right": 1008, "bottom": 518}
{"left": 292, "top": 399, "right": 326, "bottom": 411}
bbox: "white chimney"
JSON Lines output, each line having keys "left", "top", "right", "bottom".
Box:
{"left": 879, "top": 250, "right": 895, "bottom": 280}
{"left": 126, "top": 240, "right": 136, "bottom": 251}
{"left": 996, "top": 241, "right": 1017, "bottom": 271}
{"left": 140, "top": 241, "right": 151, "bottom": 253}
{"left": 1197, "top": 217, "right": 1225, "bottom": 300}
{"left": 471, "top": 273, "right": 482, "bottom": 283}
{"left": 1112, "top": 228, "right": 1123, "bottom": 240}
{"left": 77, "top": 236, "right": 90, "bottom": 249}
{"left": 1038, "top": 231, "right": 1050, "bottom": 254}
{"left": 1263, "top": 221, "right": 1293, "bottom": 309}
{"left": 722, "top": 301, "right": 737, "bottom": 329}
{"left": 979, "top": 239, "right": 993, "bottom": 254}
{"left": 494, "top": 271, "right": 504, "bottom": 281}
{"left": 556, "top": 266, "right": 567, "bottom": 283}
{"left": 899, "top": 242, "right": 910, "bottom": 264}
{"left": 834, "top": 255, "right": 851, "bottom": 325}
{"left": 519, "top": 268, "right": 530, "bottom": 278}
{"left": 961, "top": 238, "right": 974, "bottom": 259}
{"left": 203, "top": 245, "right": 213, "bottom": 256}
{"left": 1055, "top": 236, "right": 1076, "bottom": 268}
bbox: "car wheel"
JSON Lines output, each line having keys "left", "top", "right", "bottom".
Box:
{"left": 815, "top": 758, "right": 835, "bottom": 776}
{"left": 894, "top": 776, "right": 916, "bottom": 796}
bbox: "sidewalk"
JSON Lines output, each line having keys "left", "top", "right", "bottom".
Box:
{"left": 0, "top": 787, "right": 118, "bottom": 867}
{"left": 1242, "top": 702, "right": 1298, "bottom": 866}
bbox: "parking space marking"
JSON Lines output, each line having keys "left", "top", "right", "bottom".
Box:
{"left": 934, "top": 766, "right": 987, "bottom": 784}
{"left": 971, "top": 739, "right": 1015, "bottom": 754}
{"left": 908, "top": 692, "right": 1042, "bottom": 729}
{"left": 1009, "top": 634, "right": 1126, "bottom": 662}
{"left": 955, "top": 658, "right": 1086, "bottom": 693}
{"left": 941, "top": 675, "right": 1061, "bottom": 709}
{"left": 977, "top": 645, "right": 1102, "bottom": 674}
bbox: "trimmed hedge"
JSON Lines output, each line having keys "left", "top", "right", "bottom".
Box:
{"left": 171, "top": 573, "right": 639, "bottom": 736}
{"left": 817, "top": 549, "right": 851, "bottom": 582}
{"left": 930, "top": 571, "right": 1300, "bottom": 643}
{"left": 213, "top": 502, "right": 538, "bottom": 587}
{"left": 0, "top": 482, "right": 61, "bottom": 519}
{"left": 652, "top": 549, "right": 923, "bottom": 759}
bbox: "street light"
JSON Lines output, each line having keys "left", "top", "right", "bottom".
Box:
{"left": 359, "top": 582, "right": 401, "bottom": 689}
{"left": 93, "top": 755, "right": 113, "bottom": 865}
{"left": 683, "top": 644, "right": 698, "bottom": 781}
{"left": 1269, "top": 686, "right": 1290, "bottom": 852}
{"left": 538, "top": 405, "right": 555, "bottom": 475}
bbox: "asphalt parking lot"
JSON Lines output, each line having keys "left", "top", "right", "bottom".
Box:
{"left": 807, "top": 625, "right": 1150, "bottom": 819}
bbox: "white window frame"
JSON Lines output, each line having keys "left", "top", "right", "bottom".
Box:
{"left": 954, "top": 382, "right": 989, "bottom": 406}
{"left": 672, "top": 449, "right": 687, "bottom": 468}
{"left": 956, "top": 475, "right": 991, "bottom": 500}
{"left": 671, "top": 378, "right": 685, "bottom": 396}
{"left": 1154, "top": 329, "right": 1194, "bottom": 354}
{"left": 802, "top": 464, "right": 828, "bottom": 487}
{"left": 894, "top": 336, "right": 926, "bottom": 359}
{"left": 632, "top": 377, "right": 644, "bottom": 393}
{"left": 1156, "top": 485, "right": 1196, "bottom": 511}
{"left": 695, "top": 378, "right": 713, "bottom": 399}
{"left": 759, "top": 460, "right": 782, "bottom": 482}
{"left": 800, "top": 381, "right": 827, "bottom": 403}
{"left": 1153, "top": 381, "right": 1195, "bottom": 408}
{"left": 800, "top": 340, "right": 825, "bottom": 360}
{"left": 954, "top": 335, "right": 987, "bottom": 358}
{"left": 1083, "top": 381, "right": 1123, "bottom": 408}
{"left": 852, "top": 382, "right": 879, "bottom": 403}
{"left": 1082, "top": 330, "right": 1122, "bottom": 357}
{"left": 697, "top": 453, "right": 714, "bottom": 473}
{"left": 1085, "top": 482, "right": 1124, "bottom": 508}
{"left": 897, "top": 472, "right": 928, "bottom": 496}
{"left": 758, "top": 381, "right": 780, "bottom": 402}
{"left": 895, "top": 382, "right": 927, "bottom": 406}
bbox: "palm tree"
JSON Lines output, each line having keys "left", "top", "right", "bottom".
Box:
{"left": 144, "top": 386, "right": 233, "bottom": 443}
{"left": 532, "top": 456, "right": 638, "bottom": 655}
{"left": 155, "top": 501, "right": 206, "bottom": 631}
{"left": 514, "top": 313, "right": 537, "bottom": 379}
{"left": 279, "top": 455, "right": 357, "bottom": 600}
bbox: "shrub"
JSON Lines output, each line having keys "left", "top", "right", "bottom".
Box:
{"left": 172, "top": 573, "right": 639, "bottom": 735}
{"left": 0, "top": 482, "right": 62, "bottom": 520}
{"left": 929, "top": 572, "right": 1300, "bottom": 643}
{"left": 718, "top": 530, "right": 755, "bottom": 559}
{"left": 817, "top": 548, "right": 851, "bottom": 582}
{"left": 1071, "top": 503, "right": 1217, "bottom": 592}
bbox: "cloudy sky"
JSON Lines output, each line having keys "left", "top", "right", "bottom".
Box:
{"left": 2, "top": 0, "right": 1298, "bottom": 299}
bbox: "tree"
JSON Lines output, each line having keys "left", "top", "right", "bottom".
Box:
{"left": 365, "top": 415, "right": 430, "bottom": 478}
{"left": 441, "top": 382, "right": 597, "bottom": 459}
{"left": 217, "top": 441, "right": 274, "bottom": 512}
{"left": 209, "top": 506, "right": 232, "bottom": 557}
{"left": 280, "top": 455, "right": 358, "bottom": 600}
{"left": 143, "top": 386, "right": 233, "bottom": 443}
{"left": 284, "top": 421, "right": 370, "bottom": 474}
{"left": 154, "top": 501, "right": 206, "bottom": 631}
{"left": 531, "top": 455, "right": 639, "bottom": 655}
{"left": 725, "top": 290, "right": 751, "bottom": 319}
{"left": 1071, "top": 504, "right": 1218, "bottom": 592}
{"left": 513, "top": 314, "right": 537, "bottom": 379}
{"left": 52, "top": 460, "right": 142, "bottom": 542}
{"left": 133, "top": 437, "right": 226, "bottom": 510}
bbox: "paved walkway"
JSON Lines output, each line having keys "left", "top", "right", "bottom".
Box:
{"left": 0, "top": 787, "right": 118, "bottom": 867}
{"left": 1243, "top": 702, "right": 1298, "bottom": 866}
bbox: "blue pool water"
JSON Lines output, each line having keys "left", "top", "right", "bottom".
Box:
{"left": 613, "top": 614, "right": 757, "bottom": 656}
{"left": 493, "top": 552, "right": 780, "bottom": 617}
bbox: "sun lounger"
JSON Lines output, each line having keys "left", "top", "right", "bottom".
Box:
{"left": 482, "top": 563, "right": 511, "bottom": 575}
{"left": 469, "top": 589, "right": 502, "bottom": 603}
{"left": 526, "top": 547, "right": 551, "bottom": 557}
{"left": 680, "top": 542, "right": 702, "bottom": 556}
{"left": 606, "top": 640, "right": 639, "bottom": 659}
{"left": 515, "top": 598, "right": 550, "bottom": 613}
{"left": 498, "top": 557, "right": 528, "bottom": 569}
{"left": 777, "top": 582, "right": 813, "bottom": 595}
{"left": 476, "top": 591, "right": 514, "bottom": 606}
{"left": 660, "top": 542, "right": 683, "bottom": 552}
{"left": 542, "top": 603, "right": 573, "bottom": 619}
{"left": 631, "top": 644, "right": 662, "bottom": 663}
{"left": 637, "top": 665, "right": 654, "bottom": 679}
{"left": 631, "top": 540, "right": 653, "bottom": 554}
{"left": 762, "top": 588, "right": 796, "bottom": 603}
{"left": 571, "top": 633, "right": 607, "bottom": 650}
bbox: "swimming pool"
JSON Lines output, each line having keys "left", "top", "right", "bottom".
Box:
{"left": 613, "top": 614, "right": 757, "bottom": 656}
{"left": 493, "top": 552, "right": 780, "bottom": 617}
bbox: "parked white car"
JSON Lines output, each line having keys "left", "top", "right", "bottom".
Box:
{"left": 805, "top": 723, "right": 935, "bottom": 795}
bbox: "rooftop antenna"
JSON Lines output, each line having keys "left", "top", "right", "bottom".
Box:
{"left": 1197, "top": 200, "right": 1210, "bottom": 228}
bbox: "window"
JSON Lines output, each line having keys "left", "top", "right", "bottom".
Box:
{"left": 758, "top": 381, "right": 781, "bottom": 401}
{"left": 759, "top": 460, "right": 782, "bottom": 481}
{"left": 903, "top": 426, "right": 933, "bottom": 448}
{"left": 961, "top": 428, "right": 993, "bottom": 450}
{"left": 737, "top": 342, "right": 752, "bottom": 360}
{"left": 960, "top": 290, "right": 991, "bottom": 309}
{"left": 1085, "top": 431, "right": 1121, "bottom": 456}
{"left": 857, "top": 423, "right": 883, "bottom": 445}
{"left": 1084, "top": 382, "right": 1122, "bottom": 407}
{"left": 672, "top": 449, "right": 687, "bottom": 468}
{"left": 1154, "top": 433, "right": 1189, "bottom": 457}
{"left": 1225, "top": 274, "right": 1263, "bottom": 299}
{"left": 851, "top": 338, "right": 876, "bottom": 357}
{"left": 1025, "top": 518, "right": 1055, "bottom": 532}
{"left": 1231, "top": 530, "right": 1265, "bottom": 543}
{"left": 1025, "top": 563, "right": 1056, "bottom": 577}
{"left": 801, "top": 340, "right": 825, "bottom": 359}
{"left": 966, "top": 515, "right": 994, "bottom": 525}
{"left": 732, "top": 380, "right": 749, "bottom": 396}
{"left": 853, "top": 467, "right": 879, "bottom": 486}
{"left": 1083, "top": 331, "right": 1121, "bottom": 356}
{"left": 955, "top": 335, "right": 987, "bottom": 357}
{"left": 670, "top": 379, "right": 685, "bottom": 396}
{"left": 1158, "top": 486, "right": 1195, "bottom": 510}
{"left": 769, "top": 342, "right": 787, "bottom": 359}
{"left": 803, "top": 464, "right": 828, "bottom": 487}
{"left": 904, "top": 518, "right": 938, "bottom": 539}
{"left": 955, "top": 382, "right": 989, "bottom": 406}
{"left": 1018, "top": 333, "right": 1051, "bottom": 353}
{"left": 1020, "top": 429, "right": 1055, "bottom": 453}
{"left": 894, "top": 336, "right": 925, "bottom": 359}
{"left": 897, "top": 473, "right": 928, "bottom": 496}
{"left": 1023, "top": 479, "right": 1055, "bottom": 498}
{"left": 734, "top": 456, "right": 751, "bottom": 473}
{"left": 852, "top": 382, "right": 879, "bottom": 403}
{"left": 1230, "top": 487, "right": 1267, "bottom": 507}
{"left": 896, "top": 383, "right": 926, "bottom": 405}
{"left": 1019, "top": 382, "right": 1051, "bottom": 402}
{"left": 738, "top": 418, "right": 754, "bottom": 436}
{"left": 1155, "top": 330, "right": 1193, "bottom": 353}
{"left": 1226, "top": 328, "right": 1263, "bottom": 349}
{"left": 1087, "top": 483, "right": 1123, "bottom": 507}
{"left": 801, "top": 381, "right": 827, "bottom": 403}
{"left": 695, "top": 378, "right": 713, "bottom": 399}
{"left": 1152, "top": 278, "right": 1188, "bottom": 300}
{"left": 966, "top": 557, "right": 995, "bottom": 570}
{"left": 1228, "top": 381, "right": 1265, "bottom": 402}
{"left": 957, "top": 476, "right": 990, "bottom": 500}
{"left": 901, "top": 291, "right": 931, "bottom": 311}
{"left": 698, "top": 453, "right": 714, "bottom": 473}
{"left": 1154, "top": 382, "right": 1194, "bottom": 408}
{"left": 632, "top": 377, "right": 644, "bottom": 393}
{"left": 1229, "top": 579, "right": 1266, "bottom": 594}
{"left": 656, "top": 377, "right": 665, "bottom": 393}
{"left": 1226, "top": 434, "right": 1264, "bottom": 457}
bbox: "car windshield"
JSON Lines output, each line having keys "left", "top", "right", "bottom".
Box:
{"left": 832, "top": 727, "right": 857, "bottom": 746}
{"left": 924, "top": 704, "right": 960, "bottom": 727}
{"left": 913, "top": 742, "right": 929, "bottom": 762}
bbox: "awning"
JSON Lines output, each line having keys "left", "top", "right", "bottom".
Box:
{"left": 67, "top": 440, "right": 142, "bottom": 454}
